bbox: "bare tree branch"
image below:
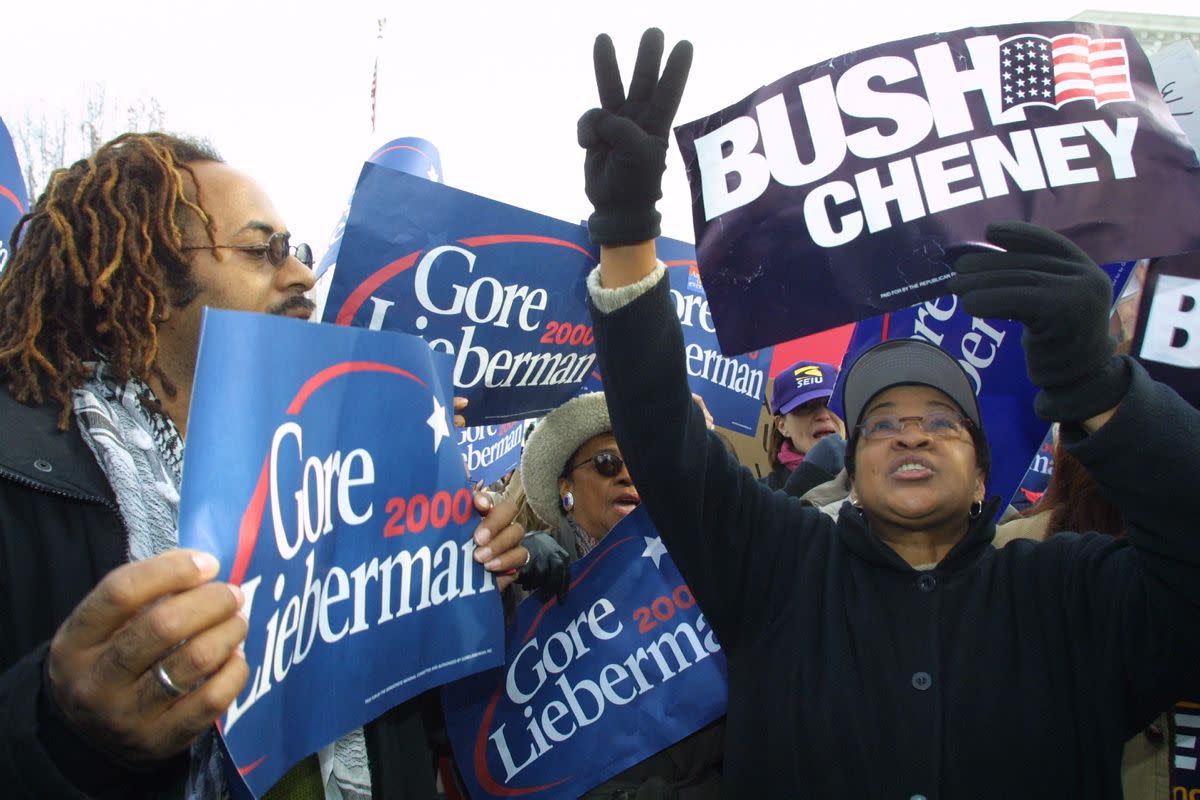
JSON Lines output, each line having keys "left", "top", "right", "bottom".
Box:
{"left": 12, "top": 85, "right": 167, "bottom": 198}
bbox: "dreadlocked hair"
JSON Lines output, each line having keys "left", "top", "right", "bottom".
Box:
{"left": 0, "top": 132, "right": 223, "bottom": 429}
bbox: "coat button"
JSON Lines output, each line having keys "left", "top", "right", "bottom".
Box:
{"left": 33, "top": 459, "right": 53, "bottom": 473}
{"left": 917, "top": 574, "right": 936, "bottom": 592}
{"left": 912, "top": 671, "right": 932, "bottom": 691}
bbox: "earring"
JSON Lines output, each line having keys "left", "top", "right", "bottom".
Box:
{"left": 969, "top": 500, "right": 983, "bottom": 519}
{"left": 561, "top": 491, "right": 574, "bottom": 512}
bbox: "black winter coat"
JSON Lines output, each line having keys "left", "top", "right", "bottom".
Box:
{"left": 761, "top": 459, "right": 837, "bottom": 498}
{"left": 0, "top": 386, "right": 439, "bottom": 799}
{"left": 591, "top": 274, "right": 1200, "bottom": 799}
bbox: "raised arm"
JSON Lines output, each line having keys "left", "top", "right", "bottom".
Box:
{"left": 579, "top": 30, "right": 830, "bottom": 651}
{"left": 951, "top": 223, "right": 1200, "bottom": 723}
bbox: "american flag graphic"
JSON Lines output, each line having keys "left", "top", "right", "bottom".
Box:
{"left": 999, "top": 33, "right": 1135, "bottom": 112}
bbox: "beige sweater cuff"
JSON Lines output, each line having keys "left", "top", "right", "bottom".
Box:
{"left": 586, "top": 261, "right": 667, "bottom": 314}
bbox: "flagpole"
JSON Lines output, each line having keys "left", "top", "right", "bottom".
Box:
{"left": 370, "top": 17, "right": 386, "bottom": 135}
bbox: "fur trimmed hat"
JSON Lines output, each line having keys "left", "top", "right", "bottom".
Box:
{"left": 520, "top": 392, "right": 611, "bottom": 528}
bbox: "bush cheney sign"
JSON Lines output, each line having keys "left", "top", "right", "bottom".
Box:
{"left": 442, "top": 508, "right": 727, "bottom": 799}
{"left": 323, "top": 163, "right": 599, "bottom": 424}
{"left": 1132, "top": 252, "right": 1200, "bottom": 408}
{"left": 673, "top": 22, "right": 1200, "bottom": 354}
{"left": 179, "top": 310, "right": 503, "bottom": 796}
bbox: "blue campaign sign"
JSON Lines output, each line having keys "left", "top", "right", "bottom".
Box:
{"left": 314, "top": 136, "right": 443, "bottom": 281}
{"left": 660, "top": 236, "right": 773, "bottom": 434}
{"left": 460, "top": 419, "right": 525, "bottom": 487}
{"left": 1011, "top": 427, "right": 1055, "bottom": 512}
{"left": 0, "top": 117, "right": 28, "bottom": 278}
{"left": 178, "top": 310, "right": 503, "bottom": 796}
{"left": 580, "top": 236, "right": 773, "bottom": 433}
{"left": 442, "top": 507, "right": 728, "bottom": 799}
{"left": 673, "top": 21, "right": 1200, "bottom": 354}
{"left": 321, "top": 162, "right": 599, "bottom": 424}
{"left": 831, "top": 262, "right": 1134, "bottom": 515}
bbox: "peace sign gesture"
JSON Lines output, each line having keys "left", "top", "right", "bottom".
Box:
{"left": 578, "top": 28, "right": 693, "bottom": 246}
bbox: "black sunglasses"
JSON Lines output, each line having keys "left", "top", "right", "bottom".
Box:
{"left": 564, "top": 450, "right": 626, "bottom": 478}
{"left": 182, "top": 231, "right": 313, "bottom": 269}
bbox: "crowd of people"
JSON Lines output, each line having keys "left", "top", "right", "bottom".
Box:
{"left": 1, "top": 25, "right": 1198, "bottom": 800}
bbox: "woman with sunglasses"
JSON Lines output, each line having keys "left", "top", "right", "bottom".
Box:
{"left": 520, "top": 392, "right": 640, "bottom": 559}
{"left": 513, "top": 391, "right": 724, "bottom": 799}
{"left": 572, "top": 28, "right": 1200, "bottom": 799}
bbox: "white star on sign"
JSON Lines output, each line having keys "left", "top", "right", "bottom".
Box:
{"left": 642, "top": 536, "right": 668, "bottom": 568}
{"left": 426, "top": 165, "right": 440, "bottom": 182}
{"left": 427, "top": 397, "right": 450, "bottom": 452}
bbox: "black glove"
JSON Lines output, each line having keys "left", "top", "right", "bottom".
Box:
{"left": 516, "top": 532, "right": 571, "bottom": 603}
{"left": 948, "top": 221, "right": 1130, "bottom": 422}
{"left": 578, "top": 28, "right": 693, "bottom": 246}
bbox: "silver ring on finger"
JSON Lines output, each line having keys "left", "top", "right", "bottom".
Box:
{"left": 154, "top": 659, "right": 187, "bottom": 698}
{"left": 522, "top": 549, "right": 532, "bottom": 569}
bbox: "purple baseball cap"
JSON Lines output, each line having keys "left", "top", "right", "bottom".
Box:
{"left": 770, "top": 360, "right": 839, "bottom": 415}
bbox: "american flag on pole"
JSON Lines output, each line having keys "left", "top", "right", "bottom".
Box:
{"left": 370, "top": 18, "right": 386, "bottom": 134}
{"left": 999, "top": 32, "right": 1135, "bottom": 112}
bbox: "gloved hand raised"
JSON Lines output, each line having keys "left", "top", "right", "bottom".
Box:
{"left": 948, "top": 222, "right": 1130, "bottom": 422}
{"left": 578, "top": 28, "right": 693, "bottom": 246}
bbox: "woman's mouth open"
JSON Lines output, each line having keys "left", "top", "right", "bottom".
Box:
{"left": 890, "top": 457, "right": 935, "bottom": 480}
{"left": 812, "top": 425, "right": 839, "bottom": 441}
{"left": 613, "top": 492, "right": 641, "bottom": 516}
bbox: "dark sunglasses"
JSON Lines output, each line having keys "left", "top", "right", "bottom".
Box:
{"left": 182, "top": 231, "right": 313, "bottom": 269}
{"left": 564, "top": 450, "right": 626, "bottom": 478}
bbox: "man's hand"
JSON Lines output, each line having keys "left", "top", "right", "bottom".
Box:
{"left": 948, "top": 222, "right": 1130, "bottom": 423}
{"left": 46, "top": 550, "right": 249, "bottom": 764}
{"left": 578, "top": 28, "right": 692, "bottom": 246}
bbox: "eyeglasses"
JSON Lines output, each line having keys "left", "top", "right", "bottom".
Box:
{"left": 564, "top": 450, "right": 626, "bottom": 478}
{"left": 857, "top": 410, "right": 971, "bottom": 441}
{"left": 182, "top": 231, "right": 313, "bottom": 269}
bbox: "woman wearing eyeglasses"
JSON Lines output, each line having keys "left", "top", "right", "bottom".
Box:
{"left": 573, "top": 28, "right": 1200, "bottom": 799}
{"left": 512, "top": 391, "right": 724, "bottom": 799}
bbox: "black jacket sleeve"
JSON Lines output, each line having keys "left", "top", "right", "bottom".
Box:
{"left": 590, "top": 274, "right": 833, "bottom": 652}
{"left": 1053, "top": 358, "right": 1200, "bottom": 732}
{"left": 781, "top": 461, "right": 838, "bottom": 499}
{"left": 0, "top": 642, "right": 188, "bottom": 799}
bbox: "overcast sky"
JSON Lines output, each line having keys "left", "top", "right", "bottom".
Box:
{"left": 2, "top": 0, "right": 1196, "bottom": 251}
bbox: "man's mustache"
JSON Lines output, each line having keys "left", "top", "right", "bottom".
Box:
{"left": 269, "top": 294, "right": 317, "bottom": 317}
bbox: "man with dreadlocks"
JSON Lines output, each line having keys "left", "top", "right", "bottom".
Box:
{"left": 0, "top": 132, "right": 534, "bottom": 799}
